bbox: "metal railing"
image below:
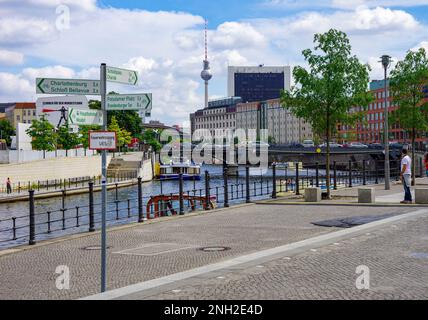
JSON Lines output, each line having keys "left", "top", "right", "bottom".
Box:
{"left": 0, "top": 158, "right": 418, "bottom": 249}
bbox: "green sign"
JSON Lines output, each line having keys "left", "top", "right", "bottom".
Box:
{"left": 106, "top": 93, "right": 152, "bottom": 111}
{"left": 68, "top": 108, "right": 103, "bottom": 126}
{"left": 36, "top": 78, "right": 101, "bottom": 95}
{"left": 106, "top": 66, "right": 138, "bottom": 85}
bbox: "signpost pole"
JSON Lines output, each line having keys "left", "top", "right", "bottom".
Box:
{"left": 100, "top": 63, "right": 107, "bottom": 293}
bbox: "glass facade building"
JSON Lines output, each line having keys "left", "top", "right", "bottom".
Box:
{"left": 234, "top": 72, "right": 285, "bottom": 103}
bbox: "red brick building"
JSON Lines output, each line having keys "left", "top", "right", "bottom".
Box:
{"left": 338, "top": 80, "right": 428, "bottom": 148}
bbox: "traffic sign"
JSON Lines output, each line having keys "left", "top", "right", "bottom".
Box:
{"left": 89, "top": 131, "right": 117, "bottom": 150}
{"left": 106, "top": 93, "right": 151, "bottom": 111}
{"left": 106, "top": 66, "right": 138, "bottom": 85}
{"left": 36, "top": 78, "right": 101, "bottom": 95}
{"left": 68, "top": 108, "right": 103, "bottom": 126}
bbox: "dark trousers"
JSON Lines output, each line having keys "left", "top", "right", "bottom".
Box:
{"left": 6, "top": 184, "right": 12, "bottom": 194}
{"left": 403, "top": 174, "right": 412, "bottom": 202}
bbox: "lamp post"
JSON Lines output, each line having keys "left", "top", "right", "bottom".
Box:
{"left": 380, "top": 55, "right": 392, "bottom": 190}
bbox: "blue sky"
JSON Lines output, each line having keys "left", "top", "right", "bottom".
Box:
{"left": 1, "top": 0, "right": 428, "bottom": 126}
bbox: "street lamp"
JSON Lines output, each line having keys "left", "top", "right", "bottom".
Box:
{"left": 380, "top": 55, "right": 392, "bottom": 190}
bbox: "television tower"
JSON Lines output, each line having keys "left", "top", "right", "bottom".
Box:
{"left": 200, "top": 19, "right": 212, "bottom": 108}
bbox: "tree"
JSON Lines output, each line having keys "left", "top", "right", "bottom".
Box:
{"left": 281, "top": 29, "right": 372, "bottom": 198}
{"left": 390, "top": 48, "right": 428, "bottom": 185}
{"left": 0, "top": 119, "right": 15, "bottom": 146}
{"left": 26, "top": 115, "right": 57, "bottom": 158}
{"left": 108, "top": 116, "right": 132, "bottom": 152}
{"left": 88, "top": 99, "right": 101, "bottom": 110}
{"left": 56, "top": 124, "right": 80, "bottom": 156}
{"left": 142, "top": 129, "right": 162, "bottom": 152}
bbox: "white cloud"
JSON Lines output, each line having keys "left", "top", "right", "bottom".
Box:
{"left": 211, "top": 22, "right": 267, "bottom": 50}
{"left": 0, "top": 72, "right": 33, "bottom": 101}
{"left": 0, "top": 1, "right": 428, "bottom": 124}
{"left": 266, "top": 0, "right": 428, "bottom": 9}
{"left": 411, "top": 41, "right": 428, "bottom": 52}
{"left": 0, "top": 49, "right": 23, "bottom": 65}
{"left": 0, "top": 18, "right": 56, "bottom": 45}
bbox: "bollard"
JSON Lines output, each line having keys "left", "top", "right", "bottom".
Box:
{"left": 179, "top": 173, "right": 184, "bottom": 215}
{"left": 348, "top": 160, "right": 352, "bottom": 188}
{"left": 315, "top": 162, "right": 319, "bottom": 187}
{"left": 88, "top": 181, "right": 95, "bottom": 232}
{"left": 363, "top": 160, "right": 366, "bottom": 185}
{"left": 246, "top": 165, "right": 250, "bottom": 203}
{"left": 204, "top": 170, "right": 210, "bottom": 210}
{"left": 375, "top": 160, "right": 379, "bottom": 184}
{"left": 223, "top": 166, "right": 229, "bottom": 207}
{"left": 295, "top": 162, "right": 300, "bottom": 195}
{"left": 272, "top": 163, "right": 277, "bottom": 199}
{"left": 138, "top": 177, "right": 144, "bottom": 222}
{"left": 333, "top": 161, "right": 337, "bottom": 190}
{"left": 29, "top": 190, "right": 35, "bottom": 245}
{"left": 61, "top": 189, "right": 66, "bottom": 230}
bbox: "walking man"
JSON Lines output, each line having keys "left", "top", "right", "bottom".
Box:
{"left": 400, "top": 149, "right": 412, "bottom": 204}
{"left": 6, "top": 177, "right": 12, "bottom": 194}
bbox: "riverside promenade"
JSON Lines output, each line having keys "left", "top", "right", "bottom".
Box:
{"left": 0, "top": 179, "right": 427, "bottom": 300}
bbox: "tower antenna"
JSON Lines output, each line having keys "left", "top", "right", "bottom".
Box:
{"left": 200, "top": 18, "right": 212, "bottom": 109}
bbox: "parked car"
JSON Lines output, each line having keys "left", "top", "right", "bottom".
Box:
{"left": 389, "top": 142, "right": 405, "bottom": 150}
{"left": 349, "top": 142, "right": 368, "bottom": 148}
{"left": 368, "top": 143, "right": 383, "bottom": 149}
{"left": 319, "top": 142, "right": 342, "bottom": 148}
{"left": 302, "top": 140, "right": 315, "bottom": 148}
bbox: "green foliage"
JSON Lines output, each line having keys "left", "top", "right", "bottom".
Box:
{"left": 56, "top": 124, "right": 80, "bottom": 151}
{"left": 79, "top": 125, "right": 101, "bottom": 149}
{"left": 390, "top": 48, "right": 428, "bottom": 136}
{"left": 0, "top": 119, "right": 15, "bottom": 146}
{"left": 281, "top": 29, "right": 372, "bottom": 139}
{"left": 107, "top": 110, "right": 142, "bottom": 138}
{"left": 389, "top": 48, "right": 428, "bottom": 184}
{"left": 142, "top": 129, "right": 162, "bottom": 152}
{"left": 108, "top": 115, "right": 132, "bottom": 150}
{"left": 88, "top": 99, "right": 101, "bottom": 110}
{"left": 26, "top": 115, "right": 57, "bottom": 152}
{"left": 280, "top": 29, "right": 372, "bottom": 196}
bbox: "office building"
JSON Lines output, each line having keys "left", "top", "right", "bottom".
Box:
{"left": 227, "top": 66, "right": 291, "bottom": 103}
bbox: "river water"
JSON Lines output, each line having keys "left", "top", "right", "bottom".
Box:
{"left": 0, "top": 164, "right": 333, "bottom": 249}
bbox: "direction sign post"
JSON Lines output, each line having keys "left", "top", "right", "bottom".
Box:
{"left": 68, "top": 108, "right": 103, "bottom": 126}
{"left": 106, "top": 93, "right": 151, "bottom": 111}
{"left": 100, "top": 63, "right": 108, "bottom": 293}
{"left": 36, "top": 78, "right": 100, "bottom": 95}
{"left": 106, "top": 66, "right": 138, "bottom": 85}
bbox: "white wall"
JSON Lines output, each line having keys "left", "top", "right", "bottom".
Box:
{"left": 0, "top": 148, "right": 97, "bottom": 164}
{"left": 0, "top": 154, "right": 111, "bottom": 184}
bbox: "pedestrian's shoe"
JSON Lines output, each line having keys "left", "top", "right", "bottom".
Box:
{"left": 400, "top": 200, "right": 407, "bottom": 204}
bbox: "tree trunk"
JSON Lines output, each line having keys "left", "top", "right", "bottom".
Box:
{"left": 412, "top": 128, "right": 416, "bottom": 186}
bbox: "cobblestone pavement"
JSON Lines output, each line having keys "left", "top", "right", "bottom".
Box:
{"left": 140, "top": 215, "right": 428, "bottom": 300}
{"left": 0, "top": 202, "right": 415, "bottom": 300}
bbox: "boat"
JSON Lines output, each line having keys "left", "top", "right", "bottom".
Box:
{"left": 157, "top": 160, "right": 201, "bottom": 180}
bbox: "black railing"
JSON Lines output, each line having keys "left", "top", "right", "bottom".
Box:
{"left": 0, "top": 158, "right": 411, "bottom": 249}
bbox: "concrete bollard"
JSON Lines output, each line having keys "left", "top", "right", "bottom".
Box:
{"left": 358, "top": 188, "right": 375, "bottom": 203}
{"left": 304, "top": 187, "right": 321, "bottom": 202}
{"left": 415, "top": 188, "right": 428, "bottom": 204}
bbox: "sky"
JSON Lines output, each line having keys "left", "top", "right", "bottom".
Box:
{"left": 1, "top": 0, "right": 428, "bottom": 127}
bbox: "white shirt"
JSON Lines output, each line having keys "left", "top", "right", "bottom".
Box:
{"left": 401, "top": 155, "right": 411, "bottom": 175}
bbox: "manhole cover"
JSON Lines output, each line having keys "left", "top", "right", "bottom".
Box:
{"left": 199, "top": 246, "right": 230, "bottom": 252}
{"left": 82, "top": 245, "right": 111, "bottom": 251}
